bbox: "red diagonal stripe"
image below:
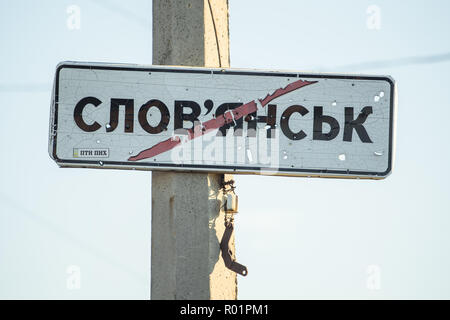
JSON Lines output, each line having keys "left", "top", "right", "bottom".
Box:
{"left": 128, "top": 79, "right": 317, "bottom": 161}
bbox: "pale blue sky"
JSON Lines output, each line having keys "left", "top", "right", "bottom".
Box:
{"left": 1, "top": 0, "right": 450, "bottom": 299}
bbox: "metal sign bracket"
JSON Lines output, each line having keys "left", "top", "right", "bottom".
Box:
{"left": 220, "top": 218, "right": 248, "bottom": 277}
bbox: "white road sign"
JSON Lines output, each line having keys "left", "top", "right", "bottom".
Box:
{"left": 49, "top": 62, "right": 396, "bottom": 179}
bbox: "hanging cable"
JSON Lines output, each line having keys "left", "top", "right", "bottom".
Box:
{"left": 207, "top": 0, "right": 222, "bottom": 67}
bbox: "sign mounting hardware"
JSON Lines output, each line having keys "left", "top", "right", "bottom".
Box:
{"left": 220, "top": 178, "right": 247, "bottom": 276}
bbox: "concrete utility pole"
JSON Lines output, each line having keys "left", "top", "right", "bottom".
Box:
{"left": 151, "top": 0, "right": 237, "bottom": 300}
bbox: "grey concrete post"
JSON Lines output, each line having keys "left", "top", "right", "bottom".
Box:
{"left": 151, "top": 0, "right": 237, "bottom": 300}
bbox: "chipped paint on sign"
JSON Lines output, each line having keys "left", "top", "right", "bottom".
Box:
{"left": 49, "top": 62, "right": 396, "bottom": 179}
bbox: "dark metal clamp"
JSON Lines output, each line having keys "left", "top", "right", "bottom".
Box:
{"left": 220, "top": 216, "right": 248, "bottom": 276}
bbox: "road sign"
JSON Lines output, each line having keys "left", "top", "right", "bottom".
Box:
{"left": 49, "top": 61, "right": 396, "bottom": 179}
